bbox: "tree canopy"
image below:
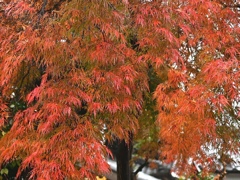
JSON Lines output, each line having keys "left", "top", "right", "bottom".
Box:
{"left": 0, "top": 0, "right": 239, "bottom": 179}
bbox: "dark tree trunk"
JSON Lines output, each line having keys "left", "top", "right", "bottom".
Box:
{"left": 116, "top": 133, "right": 133, "bottom": 180}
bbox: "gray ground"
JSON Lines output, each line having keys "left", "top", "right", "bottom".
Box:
{"left": 225, "top": 173, "right": 240, "bottom": 180}
{"left": 105, "top": 172, "right": 240, "bottom": 180}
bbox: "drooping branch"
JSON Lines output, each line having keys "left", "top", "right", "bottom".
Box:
{"left": 45, "top": 0, "right": 70, "bottom": 13}
{"left": 39, "top": 0, "right": 48, "bottom": 16}
{"left": 214, "top": 162, "right": 227, "bottom": 180}
{"left": 133, "top": 157, "right": 149, "bottom": 176}
{"left": 219, "top": 1, "right": 240, "bottom": 9}
{"left": 223, "top": 4, "right": 240, "bottom": 8}
{"left": 18, "top": 64, "right": 31, "bottom": 91}
{"left": 35, "top": 0, "right": 48, "bottom": 28}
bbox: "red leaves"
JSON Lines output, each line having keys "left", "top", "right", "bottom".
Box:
{"left": 0, "top": 0, "right": 146, "bottom": 179}
{"left": 122, "top": 0, "right": 129, "bottom": 5}
{"left": 211, "top": 95, "right": 230, "bottom": 113}
{"left": 167, "top": 70, "right": 187, "bottom": 87}
{"left": 0, "top": 0, "right": 239, "bottom": 179}
{"left": 203, "top": 118, "right": 216, "bottom": 136}
{"left": 156, "top": 28, "right": 175, "bottom": 43}
{"left": 155, "top": 81, "right": 220, "bottom": 165}
{"left": 136, "top": 14, "right": 145, "bottom": 26}
{"left": 0, "top": 100, "right": 9, "bottom": 128}
{"left": 26, "top": 87, "right": 41, "bottom": 104}
{"left": 43, "top": 38, "right": 56, "bottom": 51}
{"left": 89, "top": 102, "right": 102, "bottom": 116}
{"left": 122, "top": 98, "right": 131, "bottom": 111}
{"left": 107, "top": 100, "right": 120, "bottom": 114}
{"left": 106, "top": 71, "right": 123, "bottom": 89}
{"left": 65, "top": 96, "right": 82, "bottom": 107}
{"left": 225, "top": 46, "right": 240, "bottom": 59}
{"left": 154, "top": 57, "right": 164, "bottom": 68}
{"left": 203, "top": 59, "right": 238, "bottom": 90}
{"left": 120, "top": 65, "right": 138, "bottom": 83}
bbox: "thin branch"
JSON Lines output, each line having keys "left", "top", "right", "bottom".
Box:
{"left": 219, "top": 1, "right": 240, "bottom": 9}
{"left": 133, "top": 157, "right": 149, "bottom": 175}
{"left": 39, "top": 0, "right": 48, "bottom": 16}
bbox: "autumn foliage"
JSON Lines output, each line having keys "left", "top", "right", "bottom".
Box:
{"left": 0, "top": 0, "right": 239, "bottom": 179}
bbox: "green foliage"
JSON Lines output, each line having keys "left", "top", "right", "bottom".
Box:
{"left": 0, "top": 159, "right": 21, "bottom": 180}
{"left": 0, "top": 168, "right": 8, "bottom": 175}
{"left": 134, "top": 65, "right": 160, "bottom": 158}
{"left": 179, "top": 173, "right": 215, "bottom": 180}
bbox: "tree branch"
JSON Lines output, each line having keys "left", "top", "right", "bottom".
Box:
{"left": 133, "top": 157, "right": 149, "bottom": 176}
{"left": 40, "top": 0, "right": 48, "bottom": 16}
{"left": 219, "top": 1, "right": 240, "bottom": 9}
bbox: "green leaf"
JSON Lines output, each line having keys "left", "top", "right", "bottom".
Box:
{"left": 0, "top": 168, "right": 8, "bottom": 175}
{"left": 1, "top": 131, "right": 6, "bottom": 136}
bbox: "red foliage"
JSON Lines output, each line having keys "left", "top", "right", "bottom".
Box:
{"left": 0, "top": 0, "right": 239, "bottom": 179}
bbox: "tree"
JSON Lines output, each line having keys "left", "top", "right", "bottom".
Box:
{"left": 0, "top": 0, "right": 239, "bottom": 179}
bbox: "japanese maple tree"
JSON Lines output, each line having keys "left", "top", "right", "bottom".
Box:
{"left": 0, "top": 0, "right": 239, "bottom": 179}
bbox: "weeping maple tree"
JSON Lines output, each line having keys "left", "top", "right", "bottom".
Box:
{"left": 0, "top": 0, "right": 239, "bottom": 179}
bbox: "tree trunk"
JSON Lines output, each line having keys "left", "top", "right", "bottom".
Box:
{"left": 116, "top": 133, "right": 133, "bottom": 180}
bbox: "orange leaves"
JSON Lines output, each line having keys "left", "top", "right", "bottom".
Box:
{"left": 203, "top": 59, "right": 237, "bottom": 87}
{"left": 122, "top": 0, "right": 129, "bottom": 5}
{"left": 168, "top": 70, "right": 187, "bottom": 85}
{"left": 26, "top": 86, "right": 41, "bottom": 104}
{"left": 9, "top": 119, "right": 111, "bottom": 179}
{"left": 202, "top": 118, "right": 216, "bottom": 136}
{"left": 0, "top": 0, "right": 239, "bottom": 178}
{"left": 89, "top": 102, "right": 102, "bottom": 117}
{"left": 178, "top": 23, "right": 191, "bottom": 37}
{"left": 153, "top": 57, "right": 164, "bottom": 68}
{"left": 155, "top": 81, "right": 219, "bottom": 163}
{"left": 65, "top": 96, "right": 82, "bottom": 107}
{"left": 119, "top": 65, "right": 138, "bottom": 84}
{"left": 105, "top": 71, "right": 123, "bottom": 90}
{"left": 135, "top": 14, "right": 145, "bottom": 26}
{"left": 92, "top": 68, "right": 106, "bottom": 84}
{"left": 225, "top": 46, "right": 240, "bottom": 59}
{"left": 90, "top": 42, "right": 115, "bottom": 63}
{"left": 6, "top": 1, "right": 36, "bottom": 18}
{"left": 210, "top": 95, "right": 230, "bottom": 113}
{"left": 107, "top": 100, "right": 120, "bottom": 114}
{"left": 112, "top": 10, "right": 124, "bottom": 21}
{"left": 122, "top": 98, "right": 131, "bottom": 111}
{"left": 156, "top": 27, "right": 175, "bottom": 44}
{"left": 138, "top": 37, "right": 156, "bottom": 48}
{"left": 0, "top": 100, "right": 9, "bottom": 128}
{"left": 43, "top": 38, "right": 56, "bottom": 51}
